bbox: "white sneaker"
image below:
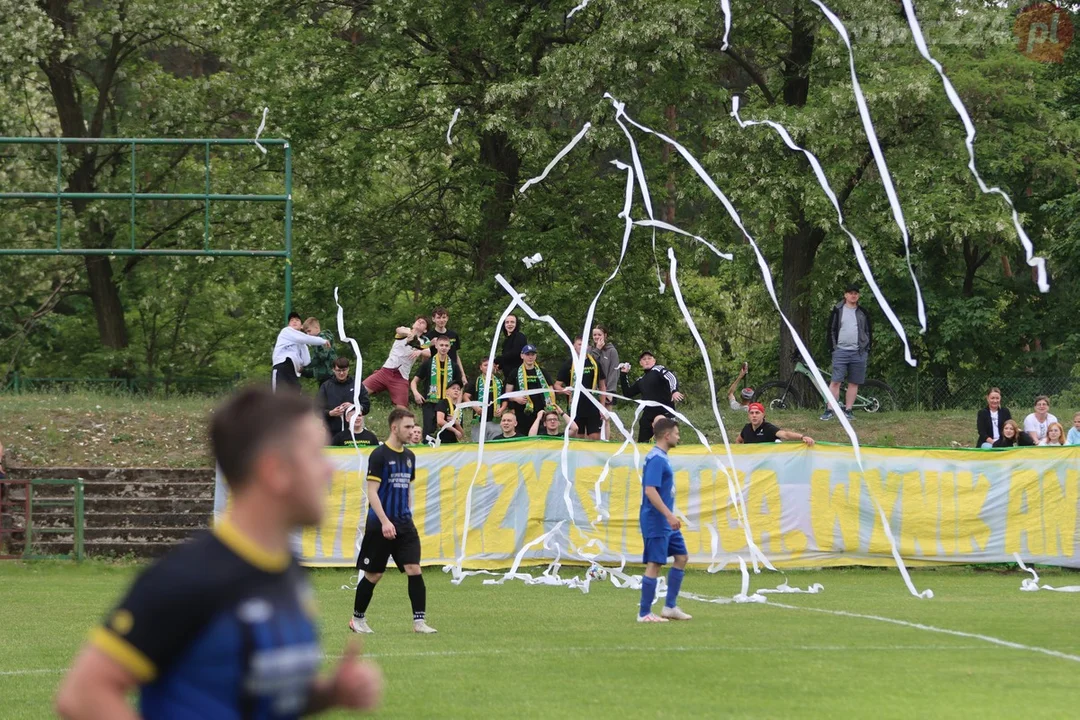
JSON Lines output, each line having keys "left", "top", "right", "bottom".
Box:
{"left": 348, "top": 617, "right": 374, "bottom": 634}
{"left": 636, "top": 613, "right": 669, "bottom": 623}
{"left": 413, "top": 619, "right": 438, "bottom": 634}
{"left": 661, "top": 605, "right": 692, "bottom": 621}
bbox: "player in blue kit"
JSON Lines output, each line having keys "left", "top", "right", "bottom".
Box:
{"left": 56, "top": 388, "right": 383, "bottom": 719}
{"left": 349, "top": 407, "right": 437, "bottom": 635}
{"left": 638, "top": 416, "right": 693, "bottom": 623}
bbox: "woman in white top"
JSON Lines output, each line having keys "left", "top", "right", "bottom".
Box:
{"left": 1023, "top": 395, "right": 1058, "bottom": 444}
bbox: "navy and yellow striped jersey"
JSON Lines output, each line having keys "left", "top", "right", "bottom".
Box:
{"left": 366, "top": 443, "right": 416, "bottom": 525}
{"left": 90, "top": 520, "right": 320, "bottom": 719}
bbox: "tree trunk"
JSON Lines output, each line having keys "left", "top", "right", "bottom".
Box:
{"left": 474, "top": 129, "right": 521, "bottom": 278}
{"left": 84, "top": 254, "right": 128, "bottom": 349}
{"left": 778, "top": 216, "right": 825, "bottom": 405}
{"left": 39, "top": 0, "right": 130, "bottom": 350}
{"left": 776, "top": 6, "right": 819, "bottom": 400}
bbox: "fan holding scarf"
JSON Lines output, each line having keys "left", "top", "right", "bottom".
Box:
{"left": 410, "top": 336, "right": 457, "bottom": 440}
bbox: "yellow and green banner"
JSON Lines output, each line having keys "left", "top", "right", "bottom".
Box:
{"left": 213, "top": 439, "right": 1080, "bottom": 568}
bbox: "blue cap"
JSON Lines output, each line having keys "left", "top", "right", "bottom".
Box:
{"left": 521, "top": 344, "right": 538, "bottom": 354}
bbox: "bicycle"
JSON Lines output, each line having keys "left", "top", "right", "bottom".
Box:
{"left": 752, "top": 354, "right": 898, "bottom": 413}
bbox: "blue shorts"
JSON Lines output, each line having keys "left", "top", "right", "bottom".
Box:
{"left": 642, "top": 531, "right": 687, "bottom": 565}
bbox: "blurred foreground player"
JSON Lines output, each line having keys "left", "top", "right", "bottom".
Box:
{"left": 56, "top": 388, "right": 382, "bottom": 719}
{"left": 637, "top": 417, "right": 692, "bottom": 623}
{"left": 350, "top": 408, "right": 437, "bottom": 634}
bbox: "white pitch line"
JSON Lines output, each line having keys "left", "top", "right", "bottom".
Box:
{"left": 766, "top": 602, "right": 1080, "bottom": 664}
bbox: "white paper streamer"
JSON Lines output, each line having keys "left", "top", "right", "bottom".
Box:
{"left": 522, "top": 252, "right": 543, "bottom": 268}
{"left": 608, "top": 94, "right": 931, "bottom": 599}
{"left": 1015, "top": 554, "right": 1080, "bottom": 593}
{"left": 254, "top": 106, "right": 269, "bottom": 155}
{"left": 719, "top": 0, "right": 732, "bottom": 50}
{"left": 566, "top": 0, "right": 590, "bottom": 18}
{"left": 731, "top": 95, "right": 916, "bottom": 366}
{"left": 519, "top": 123, "right": 592, "bottom": 194}
{"left": 809, "top": 0, "right": 926, "bottom": 333}
{"left": 446, "top": 107, "right": 461, "bottom": 146}
{"left": 901, "top": 0, "right": 1049, "bottom": 293}
{"left": 637, "top": 219, "right": 733, "bottom": 260}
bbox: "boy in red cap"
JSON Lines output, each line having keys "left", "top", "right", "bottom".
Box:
{"left": 736, "top": 403, "right": 815, "bottom": 445}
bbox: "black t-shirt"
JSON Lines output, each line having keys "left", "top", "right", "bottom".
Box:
{"left": 492, "top": 431, "right": 524, "bottom": 441}
{"left": 557, "top": 352, "right": 601, "bottom": 391}
{"left": 513, "top": 366, "right": 554, "bottom": 414}
{"left": 434, "top": 398, "right": 461, "bottom": 444}
{"left": 331, "top": 427, "right": 380, "bottom": 447}
{"left": 413, "top": 355, "right": 457, "bottom": 401}
{"left": 89, "top": 524, "right": 319, "bottom": 717}
{"left": 740, "top": 421, "right": 781, "bottom": 444}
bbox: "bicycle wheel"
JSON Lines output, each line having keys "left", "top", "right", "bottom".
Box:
{"left": 753, "top": 381, "right": 801, "bottom": 411}
{"left": 858, "top": 379, "right": 898, "bottom": 413}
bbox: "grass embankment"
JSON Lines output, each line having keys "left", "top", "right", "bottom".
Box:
{"left": 0, "top": 390, "right": 983, "bottom": 468}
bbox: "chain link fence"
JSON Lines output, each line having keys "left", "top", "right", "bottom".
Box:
{"left": 1, "top": 372, "right": 242, "bottom": 397}
{"left": 686, "top": 374, "right": 1080, "bottom": 413}
{"left": 882, "top": 375, "right": 1080, "bottom": 412}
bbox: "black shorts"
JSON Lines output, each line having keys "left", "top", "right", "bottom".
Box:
{"left": 573, "top": 403, "right": 603, "bottom": 435}
{"left": 356, "top": 519, "right": 421, "bottom": 574}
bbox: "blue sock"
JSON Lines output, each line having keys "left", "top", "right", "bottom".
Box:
{"left": 666, "top": 568, "right": 684, "bottom": 608}
{"left": 639, "top": 576, "right": 658, "bottom": 617}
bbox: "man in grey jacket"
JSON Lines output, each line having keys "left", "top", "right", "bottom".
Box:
{"left": 822, "top": 283, "right": 872, "bottom": 421}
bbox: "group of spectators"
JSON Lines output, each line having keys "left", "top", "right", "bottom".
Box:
{"left": 273, "top": 296, "right": 1079, "bottom": 453}
{"left": 271, "top": 306, "right": 813, "bottom": 449}
{"left": 976, "top": 390, "right": 1080, "bottom": 447}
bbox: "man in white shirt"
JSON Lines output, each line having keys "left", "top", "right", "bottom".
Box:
{"left": 272, "top": 312, "right": 331, "bottom": 393}
{"left": 1023, "top": 395, "right": 1058, "bottom": 444}
{"left": 362, "top": 316, "right": 428, "bottom": 408}
{"left": 726, "top": 363, "right": 753, "bottom": 412}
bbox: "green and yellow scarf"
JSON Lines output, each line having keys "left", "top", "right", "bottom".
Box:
{"left": 571, "top": 352, "right": 600, "bottom": 390}
{"left": 518, "top": 363, "right": 557, "bottom": 413}
{"left": 473, "top": 375, "right": 504, "bottom": 424}
{"left": 428, "top": 354, "right": 455, "bottom": 402}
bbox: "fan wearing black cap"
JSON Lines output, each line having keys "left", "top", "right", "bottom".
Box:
{"left": 619, "top": 351, "right": 684, "bottom": 443}
{"left": 822, "top": 282, "right": 873, "bottom": 421}
{"left": 434, "top": 379, "right": 465, "bottom": 444}
{"left": 506, "top": 344, "right": 556, "bottom": 434}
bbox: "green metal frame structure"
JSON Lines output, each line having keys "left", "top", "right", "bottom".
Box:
{"left": 0, "top": 478, "right": 85, "bottom": 561}
{"left": 0, "top": 137, "right": 293, "bottom": 322}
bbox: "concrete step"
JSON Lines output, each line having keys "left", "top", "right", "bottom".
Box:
{"left": 83, "top": 527, "right": 202, "bottom": 542}
{"left": 83, "top": 497, "right": 214, "bottom": 514}
{"left": 21, "top": 539, "right": 180, "bottom": 559}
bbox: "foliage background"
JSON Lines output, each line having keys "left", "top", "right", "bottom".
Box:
{"left": 2, "top": 0, "right": 1079, "bottom": 404}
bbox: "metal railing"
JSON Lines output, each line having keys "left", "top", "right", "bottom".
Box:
{"left": 0, "top": 478, "right": 85, "bottom": 561}
{"left": 0, "top": 136, "right": 294, "bottom": 323}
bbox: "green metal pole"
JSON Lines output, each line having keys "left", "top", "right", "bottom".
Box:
{"left": 24, "top": 483, "right": 33, "bottom": 559}
{"left": 55, "top": 140, "right": 63, "bottom": 250}
{"left": 204, "top": 141, "right": 211, "bottom": 251}
{"left": 75, "top": 481, "right": 84, "bottom": 562}
{"left": 130, "top": 142, "right": 137, "bottom": 250}
{"left": 284, "top": 142, "right": 293, "bottom": 324}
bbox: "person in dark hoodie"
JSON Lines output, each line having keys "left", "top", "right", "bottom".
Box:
{"left": 318, "top": 357, "right": 370, "bottom": 438}
{"left": 496, "top": 314, "right": 528, "bottom": 381}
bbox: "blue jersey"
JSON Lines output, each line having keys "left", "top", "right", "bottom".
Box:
{"left": 640, "top": 446, "right": 675, "bottom": 538}
{"left": 366, "top": 443, "right": 416, "bottom": 525}
{"left": 91, "top": 520, "right": 320, "bottom": 719}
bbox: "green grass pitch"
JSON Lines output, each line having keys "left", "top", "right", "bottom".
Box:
{"left": 1, "top": 563, "right": 1078, "bottom": 718}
